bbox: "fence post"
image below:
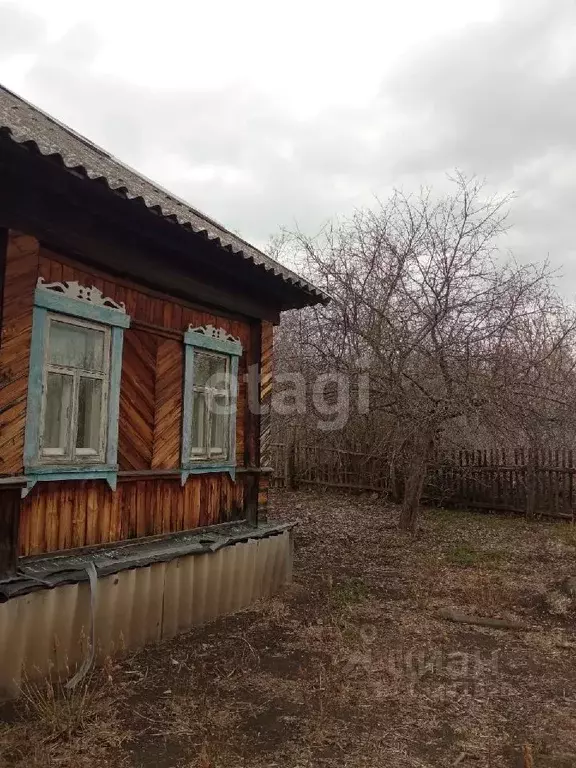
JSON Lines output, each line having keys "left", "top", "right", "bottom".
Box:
{"left": 282, "top": 444, "right": 289, "bottom": 489}
{"left": 287, "top": 441, "right": 298, "bottom": 490}
{"left": 526, "top": 446, "right": 536, "bottom": 518}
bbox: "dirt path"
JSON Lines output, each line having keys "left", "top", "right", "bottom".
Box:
{"left": 2, "top": 491, "right": 576, "bottom": 767}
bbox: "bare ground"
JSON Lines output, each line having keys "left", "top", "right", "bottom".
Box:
{"left": 2, "top": 490, "right": 576, "bottom": 767}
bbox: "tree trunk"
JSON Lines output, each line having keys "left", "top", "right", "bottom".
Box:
{"left": 525, "top": 443, "right": 537, "bottom": 519}
{"left": 398, "top": 434, "right": 434, "bottom": 533}
{"left": 389, "top": 456, "right": 402, "bottom": 503}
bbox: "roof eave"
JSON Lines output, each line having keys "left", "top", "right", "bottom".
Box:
{"left": 0, "top": 119, "right": 330, "bottom": 309}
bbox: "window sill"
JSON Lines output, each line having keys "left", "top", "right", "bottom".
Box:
{"left": 180, "top": 462, "right": 237, "bottom": 485}
{"left": 22, "top": 465, "right": 118, "bottom": 497}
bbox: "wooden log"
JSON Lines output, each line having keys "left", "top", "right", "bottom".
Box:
{"left": 438, "top": 607, "right": 531, "bottom": 631}
{"left": 522, "top": 744, "right": 533, "bottom": 768}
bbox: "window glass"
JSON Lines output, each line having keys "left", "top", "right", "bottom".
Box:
{"left": 76, "top": 377, "right": 103, "bottom": 453}
{"left": 194, "top": 351, "right": 228, "bottom": 389}
{"left": 190, "top": 350, "right": 232, "bottom": 461}
{"left": 49, "top": 321, "right": 105, "bottom": 371}
{"left": 43, "top": 372, "right": 73, "bottom": 452}
{"left": 191, "top": 390, "right": 207, "bottom": 455}
{"left": 209, "top": 394, "right": 229, "bottom": 456}
{"left": 39, "top": 315, "right": 109, "bottom": 463}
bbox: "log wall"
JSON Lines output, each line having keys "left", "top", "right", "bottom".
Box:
{"left": 0, "top": 231, "right": 268, "bottom": 556}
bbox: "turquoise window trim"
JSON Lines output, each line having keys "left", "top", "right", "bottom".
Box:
{"left": 23, "top": 306, "right": 48, "bottom": 469}
{"left": 22, "top": 468, "right": 118, "bottom": 498}
{"left": 23, "top": 289, "right": 130, "bottom": 493}
{"left": 181, "top": 329, "right": 242, "bottom": 485}
{"left": 180, "top": 464, "right": 236, "bottom": 486}
{"left": 184, "top": 328, "right": 242, "bottom": 357}
{"left": 106, "top": 326, "right": 125, "bottom": 466}
{"left": 34, "top": 287, "right": 131, "bottom": 328}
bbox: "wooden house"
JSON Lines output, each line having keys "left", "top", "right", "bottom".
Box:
{"left": 0, "top": 85, "right": 327, "bottom": 696}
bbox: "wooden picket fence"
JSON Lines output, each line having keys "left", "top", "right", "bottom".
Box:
{"left": 270, "top": 443, "right": 576, "bottom": 520}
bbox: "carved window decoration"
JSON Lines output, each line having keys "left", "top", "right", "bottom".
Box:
{"left": 181, "top": 325, "right": 242, "bottom": 484}
{"left": 36, "top": 278, "right": 126, "bottom": 311}
{"left": 23, "top": 278, "right": 131, "bottom": 495}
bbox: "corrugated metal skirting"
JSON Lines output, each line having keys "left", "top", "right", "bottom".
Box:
{"left": 0, "top": 530, "right": 292, "bottom": 698}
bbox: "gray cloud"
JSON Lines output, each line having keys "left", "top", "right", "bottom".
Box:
{"left": 0, "top": 3, "right": 46, "bottom": 59}
{"left": 385, "top": 0, "right": 576, "bottom": 177}
{"left": 1, "top": 0, "right": 576, "bottom": 295}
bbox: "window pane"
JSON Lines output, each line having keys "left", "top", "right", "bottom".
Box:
{"left": 191, "top": 390, "right": 207, "bottom": 455}
{"left": 193, "top": 351, "right": 228, "bottom": 389}
{"left": 76, "top": 377, "right": 103, "bottom": 453}
{"left": 209, "top": 394, "right": 229, "bottom": 457}
{"left": 49, "top": 321, "right": 105, "bottom": 371}
{"left": 42, "top": 372, "right": 73, "bottom": 452}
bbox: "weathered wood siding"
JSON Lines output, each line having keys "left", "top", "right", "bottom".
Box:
{"left": 0, "top": 232, "right": 265, "bottom": 556}
{"left": 258, "top": 321, "right": 273, "bottom": 518}
{"left": 152, "top": 339, "right": 183, "bottom": 469}
{"left": 0, "top": 487, "right": 21, "bottom": 575}
{"left": 260, "top": 321, "right": 273, "bottom": 468}
{"left": 0, "top": 234, "right": 39, "bottom": 475}
{"left": 19, "top": 475, "right": 245, "bottom": 556}
{"left": 118, "top": 328, "right": 157, "bottom": 470}
{"left": 38, "top": 246, "right": 250, "bottom": 471}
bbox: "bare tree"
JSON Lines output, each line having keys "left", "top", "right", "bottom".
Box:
{"left": 274, "top": 173, "right": 576, "bottom": 532}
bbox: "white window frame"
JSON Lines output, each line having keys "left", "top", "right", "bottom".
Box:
{"left": 190, "top": 350, "right": 231, "bottom": 461}
{"left": 38, "top": 312, "right": 111, "bottom": 465}
{"left": 181, "top": 324, "right": 242, "bottom": 484}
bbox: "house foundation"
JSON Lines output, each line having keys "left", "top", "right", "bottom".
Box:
{"left": 0, "top": 523, "right": 293, "bottom": 698}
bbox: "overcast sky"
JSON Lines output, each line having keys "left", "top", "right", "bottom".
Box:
{"left": 1, "top": 0, "right": 575, "bottom": 293}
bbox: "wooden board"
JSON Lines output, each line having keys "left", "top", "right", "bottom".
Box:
{"left": 258, "top": 321, "right": 274, "bottom": 519}
{"left": 19, "top": 473, "right": 246, "bottom": 556}
{"left": 39, "top": 247, "right": 251, "bottom": 346}
{"left": 260, "top": 321, "right": 273, "bottom": 468}
{"left": 0, "top": 487, "right": 21, "bottom": 576}
{"left": 152, "top": 339, "right": 183, "bottom": 469}
{"left": 243, "top": 322, "right": 261, "bottom": 468}
{"left": 0, "top": 233, "right": 39, "bottom": 475}
{"left": 118, "top": 328, "right": 157, "bottom": 470}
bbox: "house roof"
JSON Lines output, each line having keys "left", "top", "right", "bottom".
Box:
{"left": 0, "top": 84, "right": 328, "bottom": 307}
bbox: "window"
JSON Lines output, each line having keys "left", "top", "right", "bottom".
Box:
{"left": 40, "top": 315, "right": 110, "bottom": 463}
{"left": 190, "top": 350, "right": 231, "bottom": 460}
{"left": 24, "top": 278, "right": 131, "bottom": 495}
{"left": 182, "top": 325, "right": 242, "bottom": 483}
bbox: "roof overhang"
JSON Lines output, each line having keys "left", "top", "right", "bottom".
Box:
{"left": 0, "top": 85, "right": 329, "bottom": 313}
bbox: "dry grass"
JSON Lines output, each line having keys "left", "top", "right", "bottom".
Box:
{"left": 0, "top": 662, "right": 128, "bottom": 767}
{"left": 1, "top": 491, "right": 576, "bottom": 767}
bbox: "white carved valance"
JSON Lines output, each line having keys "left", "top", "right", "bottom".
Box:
{"left": 37, "top": 277, "right": 126, "bottom": 312}
{"left": 187, "top": 324, "right": 241, "bottom": 345}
